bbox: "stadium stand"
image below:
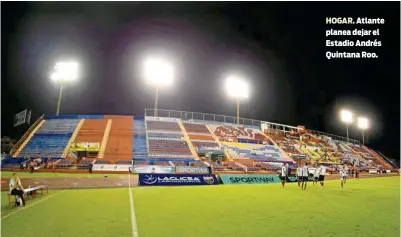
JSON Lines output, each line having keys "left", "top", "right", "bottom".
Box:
{"left": 18, "top": 119, "right": 80, "bottom": 158}
{"left": 3, "top": 112, "right": 397, "bottom": 172}
{"left": 146, "top": 120, "right": 194, "bottom": 160}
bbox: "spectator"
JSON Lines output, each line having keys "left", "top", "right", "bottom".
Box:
{"left": 88, "top": 161, "right": 94, "bottom": 174}
{"left": 355, "top": 169, "right": 360, "bottom": 179}
{"left": 29, "top": 162, "right": 34, "bottom": 174}
{"left": 9, "top": 173, "right": 25, "bottom": 207}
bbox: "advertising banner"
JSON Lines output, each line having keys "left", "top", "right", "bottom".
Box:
{"left": 285, "top": 174, "right": 315, "bottom": 182}
{"left": 286, "top": 174, "right": 299, "bottom": 183}
{"left": 132, "top": 165, "right": 174, "bottom": 174}
{"left": 175, "top": 166, "right": 209, "bottom": 174}
{"left": 70, "top": 142, "right": 100, "bottom": 152}
{"left": 219, "top": 174, "right": 281, "bottom": 185}
{"left": 369, "top": 169, "right": 378, "bottom": 174}
{"left": 14, "top": 110, "right": 27, "bottom": 127}
{"left": 196, "top": 146, "right": 222, "bottom": 152}
{"left": 92, "top": 164, "right": 131, "bottom": 172}
{"left": 139, "top": 174, "right": 219, "bottom": 186}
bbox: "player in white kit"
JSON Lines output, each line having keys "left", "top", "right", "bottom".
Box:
{"left": 340, "top": 169, "right": 347, "bottom": 188}
{"left": 296, "top": 166, "right": 303, "bottom": 188}
{"left": 313, "top": 166, "right": 319, "bottom": 186}
{"left": 280, "top": 163, "right": 287, "bottom": 188}
{"left": 301, "top": 164, "right": 309, "bottom": 190}
{"left": 318, "top": 164, "right": 326, "bottom": 190}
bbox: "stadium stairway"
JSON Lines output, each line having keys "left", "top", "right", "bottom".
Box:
{"left": 363, "top": 146, "right": 393, "bottom": 169}
{"left": 103, "top": 115, "right": 133, "bottom": 161}
{"left": 73, "top": 119, "right": 108, "bottom": 159}
{"left": 12, "top": 120, "right": 46, "bottom": 157}
{"left": 205, "top": 124, "right": 233, "bottom": 160}
{"left": 62, "top": 119, "right": 85, "bottom": 158}
{"left": 97, "top": 119, "right": 112, "bottom": 159}
{"left": 133, "top": 116, "right": 148, "bottom": 159}
{"left": 178, "top": 122, "right": 200, "bottom": 160}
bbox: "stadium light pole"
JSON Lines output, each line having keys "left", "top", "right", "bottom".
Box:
{"left": 340, "top": 110, "right": 353, "bottom": 142}
{"left": 225, "top": 76, "right": 249, "bottom": 125}
{"left": 143, "top": 58, "right": 174, "bottom": 117}
{"left": 357, "top": 117, "right": 369, "bottom": 145}
{"left": 50, "top": 61, "right": 79, "bottom": 116}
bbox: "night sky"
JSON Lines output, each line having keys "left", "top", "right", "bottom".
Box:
{"left": 2, "top": 2, "right": 400, "bottom": 161}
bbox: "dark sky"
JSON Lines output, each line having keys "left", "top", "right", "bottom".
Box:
{"left": 2, "top": 2, "right": 400, "bottom": 161}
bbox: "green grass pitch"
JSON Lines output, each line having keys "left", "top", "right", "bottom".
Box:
{"left": 1, "top": 176, "right": 399, "bottom": 237}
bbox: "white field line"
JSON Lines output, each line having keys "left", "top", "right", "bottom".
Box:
{"left": 128, "top": 174, "right": 139, "bottom": 237}
{"left": 2, "top": 191, "right": 65, "bottom": 220}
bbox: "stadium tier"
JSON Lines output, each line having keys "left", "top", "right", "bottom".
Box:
{"left": 4, "top": 111, "right": 396, "bottom": 170}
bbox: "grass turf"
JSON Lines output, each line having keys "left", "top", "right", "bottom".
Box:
{"left": 1, "top": 176, "right": 399, "bottom": 237}
{"left": 1, "top": 171, "right": 127, "bottom": 179}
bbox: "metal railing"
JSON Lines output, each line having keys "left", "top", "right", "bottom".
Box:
{"left": 145, "top": 108, "right": 262, "bottom": 128}
{"left": 308, "top": 129, "right": 360, "bottom": 144}
{"left": 145, "top": 108, "right": 361, "bottom": 144}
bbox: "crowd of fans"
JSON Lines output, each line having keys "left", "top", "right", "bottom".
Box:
{"left": 19, "top": 155, "right": 55, "bottom": 173}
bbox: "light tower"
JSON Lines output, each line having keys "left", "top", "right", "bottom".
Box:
{"left": 357, "top": 117, "right": 369, "bottom": 145}
{"left": 340, "top": 110, "right": 353, "bottom": 142}
{"left": 225, "top": 76, "right": 249, "bottom": 124}
{"left": 50, "top": 61, "right": 79, "bottom": 116}
{"left": 143, "top": 58, "right": 174, "bottom": 117}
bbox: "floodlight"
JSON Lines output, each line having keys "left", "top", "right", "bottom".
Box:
{"left": 142, "top": 58, "right": 175, "bottom": 117}
{"left": 50, "top": 61, "right": 79, "bottom": 82}
{"left": 143, "top": 58, "right": 174, "bottom": 87}
{"left": 225, "top": 76, "right": 249, "bottom": 99}
{"left": 49, "top": 61, "right": 79, "bottom": 116}
{"left": 340, "top": 110, "right": 353, "bottom": 123}
{"left": 357, "top": 117, "right": 369, "bottom": 130}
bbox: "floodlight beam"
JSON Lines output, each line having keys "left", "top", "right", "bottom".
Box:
{"left": 340, "top": 110, "right": 353, "bottom": 142}
{"left": 225, "top": 76, "right": 249, "bottom": 125}
{"left": 237, "top": 99, "right": 240, "bottom": 125}
{"left": 154, "top": 87, "right": 159, "bottom": 117}
{"left": 56, "top": 84, "right": 64, "bottom": 116}
{"left": 357, "top": 117, "right": 369, "bottom": 145}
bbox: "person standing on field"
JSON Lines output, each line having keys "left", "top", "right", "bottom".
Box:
{"left": 280, "top": 163, "right": 287, "bottom": 188}
{"left": 319, "top": 164, "right": 326, "bottom": 190}
{"left": 301, "top": 163, "right": 309, "bottom": 190}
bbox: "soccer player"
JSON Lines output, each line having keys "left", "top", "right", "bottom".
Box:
{"left": 319, "top": 164, "right": 326, "bottom": 190}
{"left": 313, "top": 166, "right": 319, "bottom": 186}
{"left": 340, "top": 168, "right": 347, "bottom": 188}
{"left": 280, "top": 163, "right": 287, "bottom": 187}
{"left": 296, "top": 166, "right": 303, "bottom": 187}
{"left": 301, "top": 163, "right": 309, "bottom": 190}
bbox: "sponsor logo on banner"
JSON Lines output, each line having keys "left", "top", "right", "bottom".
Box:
{"left": 285, "top": 174, "right": 314, "bottom": 182}
{"left": 132, "top": 165, "right": 174, "bottom": 174}
{"left": 369, "top": 169, "right": 378, "bottom": 174}
{"left": 219, "top": 174, "right": 281, "bottom": 185}
{"left": 139, "top": 174, "right": 219, "bottom": 186}
{"left": 286, "top": 174, "right": 299, "bottom": 182}
{"left": 69, "top": 142, "right": 100, "bottom": 152}
{"left": 92, "top": 164, "right": 131, "bottom": 172}
{"left": 175, "top": 166, "right": 209, "bottom": 174}
{"left": 196, "top": 146, "right": 222, "bottom": 152}
{"left": 14, "top": 110, "right": 27, "bottom": 127}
